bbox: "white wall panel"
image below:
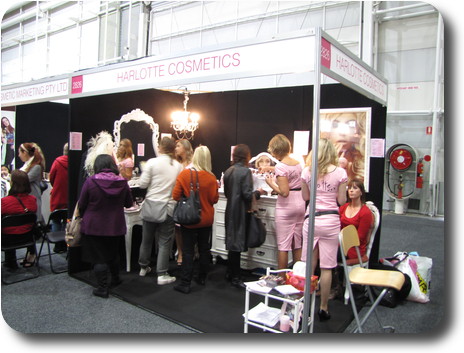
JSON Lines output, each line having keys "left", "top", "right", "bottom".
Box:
{"left": 99, "top": 11, "right": 120, "bottom": 62}
{"left": 277, "top": 12, "right": 312, "bottom": 33}
{"left": 1, "top": 47, "right": 20, "bottom": 83}
{"left": 150, "top": 38, "right": 171, "bottom": 56}
{"left": 378, "top": 48, "right": 435, "bottom": 83}
{"left": 1, "top": 25, "right": 21, "bottom": 48}
{"left": 170, "top": 2, "right": 202, "bottom": 33}
{"left": 22, "top": 40, "right": 46, "bottom": 80}
{"left": 49, "top": 29, "right": 78, "bottom": 75}
{"left": 202, "top": 1, "right": 238, "bottom": 24}
{"left": 79, "top": 20, "right": 100, "bottom": 70}
{"left": 324, "top": 2, "right": 360, "bottom": 29}
{"left": 378, "top": 14, "right": 438, "bottom": 53}
{"left": 236, "top": 17, "right": 276, "bottom": 40}
{"left": 299, "top": 7, "right": 324, "bottom": 28}
{"left": 388, "top": 81, "right": 436, "bottom": 111}
{"left": 151, "top": 9, "right": 173, "bottom": 37}
{"left": 237, "top": 1, "right": 276, "bottom": 18}
{"left": 170, "top": 32, "right": 201, "bottom": 52}
{"left": 386, "top": 114, "right": 434, "bottom": 149}
{"left": 201, "top": 26, "right": 237, "bottom": 47}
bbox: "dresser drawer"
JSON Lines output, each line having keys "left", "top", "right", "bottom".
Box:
{"left": 213, "top": 192, "right": 279, "bottom": 270}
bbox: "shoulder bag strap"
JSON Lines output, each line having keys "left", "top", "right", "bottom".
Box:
{"left": 190, "top": 168, "right": 200, "bottom": 192}
{"left": 14, "top": 195, "right": 29, "bottom": 213}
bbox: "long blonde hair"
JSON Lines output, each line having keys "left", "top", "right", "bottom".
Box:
{"left": 192, "top": 145, "right": 213, "bottom": 175}
{"left": 305, "top": 138, "right": 338, "bottom": 180}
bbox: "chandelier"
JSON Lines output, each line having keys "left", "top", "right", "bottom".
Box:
{"left": 170, "top": 88, "right": 200, "bottom": 140}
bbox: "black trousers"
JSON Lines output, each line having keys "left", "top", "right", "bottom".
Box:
{"left": 179, "top": 226, "right": 212, "bottom": 285}
{"left": 227, "top": 250, "right": 242, "bottom": 280}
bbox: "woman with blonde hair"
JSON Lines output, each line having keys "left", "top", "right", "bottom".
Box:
{"left": 116, "top": 138, "right": 134, "bottom": 180}
{"left": 17, "top": 142, "right": 45, "bottom": 265}
{"left": 265, "top": 134, "right": 305, "bottom": 270}
{"left": 175, "top": 139, "right": 194, "bottom": 168}
{"left": 172, "top": 146, "right": 219, "bottom": 294}
{"left": 18, "top": 142, "right": 45, "bottom": 223}
{"left": 301, "top": 138, "right": 347, "bottom": 321}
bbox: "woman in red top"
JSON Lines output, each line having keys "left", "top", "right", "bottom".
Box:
{"left": 49, "top": 142, "right": 68, "bottom": 213}
{"left": 1, "top": 170, "right": 38, "bottom": 269}
{"left": 172, "top": 146, "right": 219, "bottom": 294}
{"left": 339, "top": 180, "right": 373, "bottom": 260}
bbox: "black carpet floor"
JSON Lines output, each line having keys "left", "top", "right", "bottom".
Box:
{"left": 72, "top": 258, "right": 355, "bottom": 333}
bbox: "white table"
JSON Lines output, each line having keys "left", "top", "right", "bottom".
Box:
{"left": 124, "top": 207, "right": 143, "bottom": 272}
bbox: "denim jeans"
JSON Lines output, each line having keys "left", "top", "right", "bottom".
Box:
{"left": 179, "top": 226, "right": 212, "bottom": 285}
{"left": 138, "top": 216, "right": 175, "bottom": 275}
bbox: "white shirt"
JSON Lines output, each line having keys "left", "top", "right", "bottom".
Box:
{"left": 138, "top": 154, "right": 183, "bottom": 215}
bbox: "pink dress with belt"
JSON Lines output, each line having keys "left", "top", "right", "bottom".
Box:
{"left": 301, "top": 166, "right": 348, "bottom": 268}
{"left": 274, "top": 163, "right": 305, "bottom": 251}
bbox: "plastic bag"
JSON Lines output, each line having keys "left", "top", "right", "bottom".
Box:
{"left": 392, "top": 252, "right": 431, "bottom": 303}
{"left": 410, "top": 254, "right": 433, "bottom": 299}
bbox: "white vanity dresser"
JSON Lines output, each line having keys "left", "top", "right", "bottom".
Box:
{"left": 211, "top": 190, "right": 279, "bottom": 270}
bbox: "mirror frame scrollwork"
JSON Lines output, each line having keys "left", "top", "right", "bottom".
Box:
{"left": 113, "top": 108, "right": 160, "bottom": 156}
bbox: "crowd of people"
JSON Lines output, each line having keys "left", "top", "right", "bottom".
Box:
{"left": 2, "top": 130, "right": 375, "bottom": 324}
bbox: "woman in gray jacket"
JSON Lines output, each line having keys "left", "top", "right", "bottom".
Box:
{"left": 18, "top": 142, "right": 45, "bottom": 223}
{"left": 223, "top": 144, "right": 264, "bottom": 288}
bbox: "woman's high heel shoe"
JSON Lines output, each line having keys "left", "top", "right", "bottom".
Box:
{"left": 318, "top": 309, "right": 331, "bottom": 321}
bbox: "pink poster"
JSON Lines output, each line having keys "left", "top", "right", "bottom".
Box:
{"left": 69, "top": 132, "right": 82, "bottom": 151}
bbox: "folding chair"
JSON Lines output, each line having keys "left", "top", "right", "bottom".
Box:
{"left": 341, "top": 201, "right": 380, "bottom": 304}
{"left": 1, "top": 213, "right": 40, "bottom": 284}
{"left": 339, "top": 225, "right": 405, "bottom": 333}
{"left": 37, "top": 209, "right": 68, "bottom": 274}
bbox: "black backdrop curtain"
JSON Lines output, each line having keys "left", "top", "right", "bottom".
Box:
{"left": 15, "top": 102, "right": 70, "bottom": 172}
{"left": 67, "top": 83, "right": 386, "bottom": 261}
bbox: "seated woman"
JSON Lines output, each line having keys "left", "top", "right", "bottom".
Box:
{"left": 115, "top": 138, "right": 134, "bottom": 180}
{"left": 339, "top": 179, "right": 373, "bottom": 262}
{"left": 1, "top": 170, "right": 38, "bottom": 269}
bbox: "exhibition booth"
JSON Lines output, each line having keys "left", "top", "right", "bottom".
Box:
{"left": 2, "top": 28, "right": 387, "bottom": 333}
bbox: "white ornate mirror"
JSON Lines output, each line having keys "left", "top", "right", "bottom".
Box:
{"left": 249, "top": 152, "right": 279, "bottom": 169}
{"left": 249, "top": 152, "right": 279, "bottom": 194}
{"left": 113, "top": 108, "right": 160, "bottom": 169}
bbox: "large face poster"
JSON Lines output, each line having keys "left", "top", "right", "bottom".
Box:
{"left": 320, "top": 107, "right": 371, "bottom": 191}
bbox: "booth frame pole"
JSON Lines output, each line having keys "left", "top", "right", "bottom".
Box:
{"left": 301, "top": 27, "right": 322, "bottom": 334}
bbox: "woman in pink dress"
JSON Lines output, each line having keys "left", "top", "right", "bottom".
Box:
{"left": 301, "top": 138, "right": 347, "bottom": 321}
{"left": 265, "top": 134, "right": 305, "bottom": 270}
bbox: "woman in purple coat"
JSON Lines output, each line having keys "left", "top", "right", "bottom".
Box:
{"left": 78, "top": 154, "right": 133, "bottom": 298}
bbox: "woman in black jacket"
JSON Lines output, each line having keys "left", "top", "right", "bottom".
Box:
{"left": 223, "top": 144, "right": 264, "bottom": 288}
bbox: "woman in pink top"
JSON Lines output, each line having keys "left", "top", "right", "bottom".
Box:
{"left": 116, "top": 138, "right": 134, "bottom": 180}
{"left": 265, "top": 134, "right": 305, "bottom": 270}
{"left": 301, "top": 138, "right": 347, "bottom": 321}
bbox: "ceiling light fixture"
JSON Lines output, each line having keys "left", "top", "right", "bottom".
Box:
{"left": 170, "top": 88, "right": 199, "bottom": 140}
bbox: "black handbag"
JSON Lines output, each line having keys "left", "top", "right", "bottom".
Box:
{"left": 173, "top": 168, "right": 201, "bottom": 225}
{"left": 246, "top": 211, "right": 267, "bottom": 248}
{"left": 40, "top": 180, "right": 48, "bottom": 194}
